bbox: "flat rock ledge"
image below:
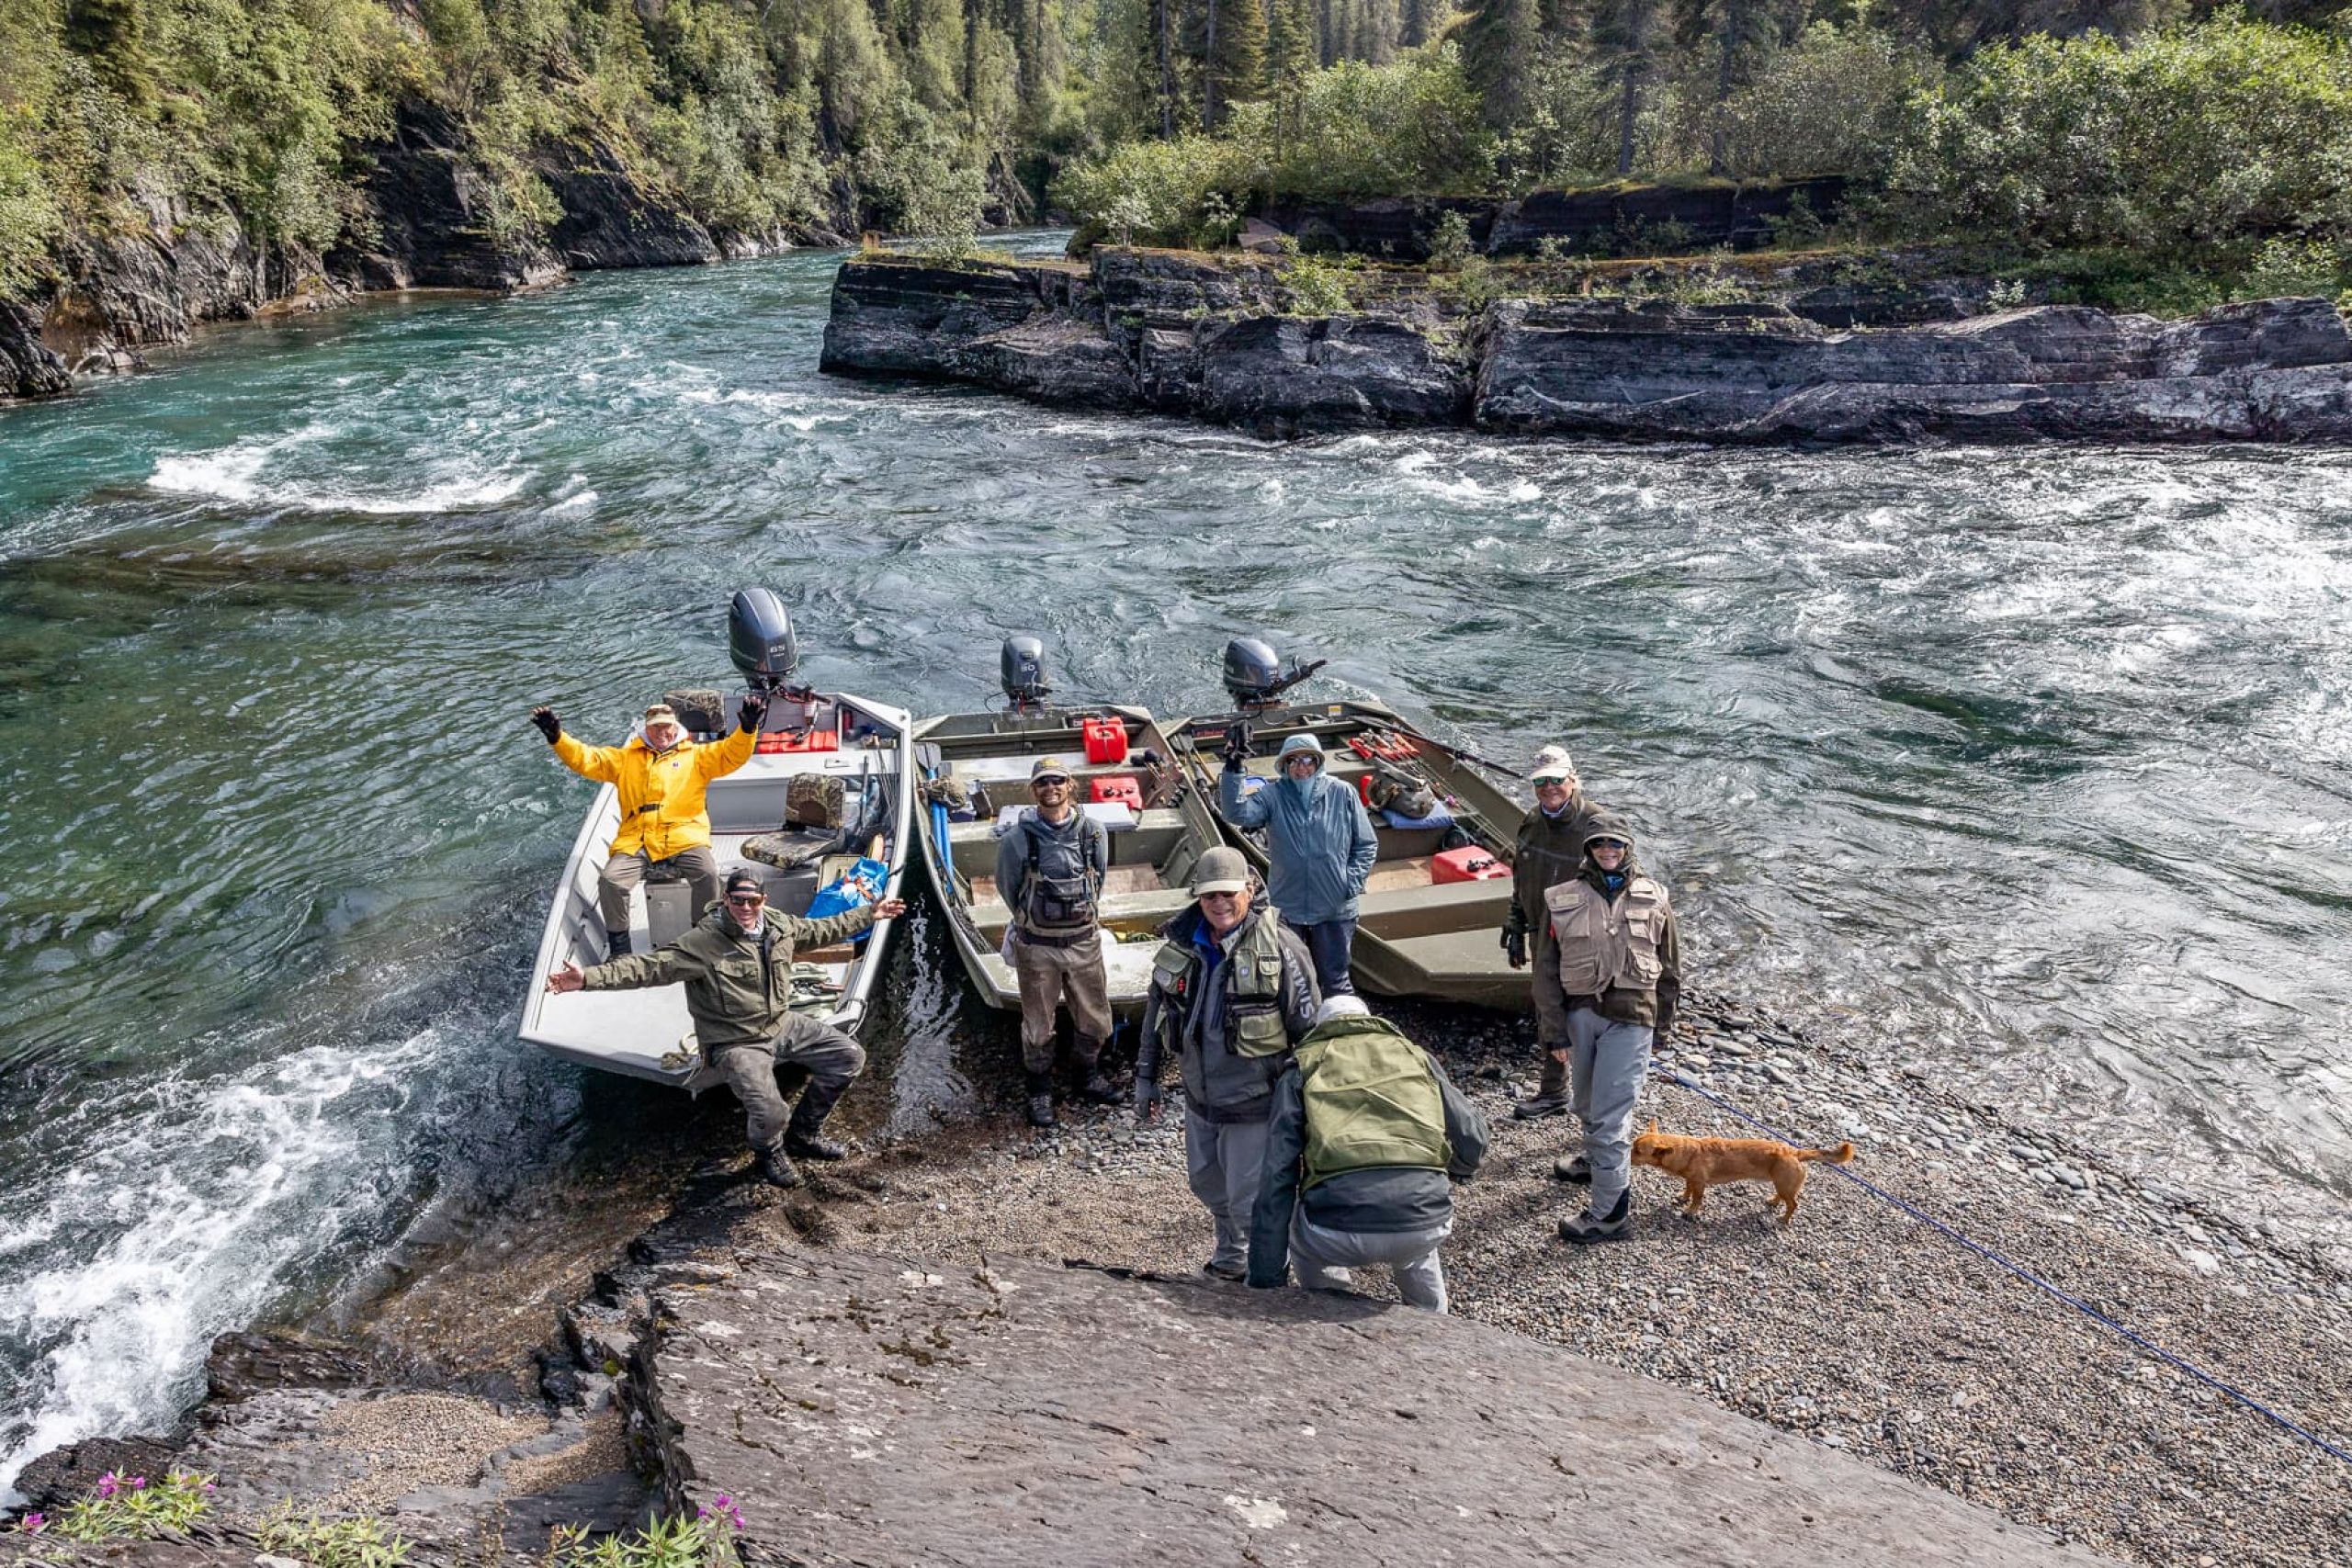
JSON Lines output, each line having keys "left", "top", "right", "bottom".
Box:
{"left": 818, "top": 250, "right": 2352, "bottom": 444}
{"left": 632, "top": 1247, "right": 2117, "bottom": 1567}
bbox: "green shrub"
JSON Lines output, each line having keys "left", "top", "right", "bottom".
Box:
{"left": 35, "top": 1470, "right": 216, "bottom": 1543}
{"left": 1887, "top": 17, "right": 2352, "bottom": 254}
{"left": 2237, "top": 234, "right": 2352, "bottom": 300}
{"left": 260, "top": 1505, "right": 411, "bottom": 1568}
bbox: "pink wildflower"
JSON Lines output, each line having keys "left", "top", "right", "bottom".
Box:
{"left": 20, "top": 1514, "right": 45, "bottom": 1533}
{"left": 129, "top": 1476, "right": 148, "bottom": 1491}
{"left": 96, "top": 1472, "right": 120, "bottom": 1499}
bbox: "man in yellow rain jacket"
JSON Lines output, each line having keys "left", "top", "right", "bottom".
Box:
{"left": 531, "top": 695, "right": 764, "bottom": 955}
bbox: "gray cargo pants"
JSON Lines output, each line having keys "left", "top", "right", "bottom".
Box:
{"left": 1566, "top": 1006, "right": 1655, "bottom": 1214}
{"left": 1184, "top": 1107, "right": 1272, "bottom": 1273}
{"left": 600, "top": 845, "right": 720, "bottom": 935}
{"left": 710, "top": 1014, "right": 867, "bottom": 1154}
{"left": 1290, "top": 1213, "right": 1454, "bottom": 1313}
{"left": 1527, "top": 924, "right": 1574, "bottom": 1100}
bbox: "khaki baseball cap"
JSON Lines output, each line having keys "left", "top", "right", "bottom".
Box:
{"left": 1529, "top": 743, "right": 1577, "bottom": 783}
{"left": 643, "top": 704, "right": 682, "bottom": 728}
{"left": 1192, "top": 846, "right": 1250, "bottom": 897}
{"left": 1030, "top": 756, "right": 1074, "bottom": 783}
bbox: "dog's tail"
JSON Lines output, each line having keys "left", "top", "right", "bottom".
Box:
{"left": 1797, "top": 1142, "right": 1856, "bottom": 1164}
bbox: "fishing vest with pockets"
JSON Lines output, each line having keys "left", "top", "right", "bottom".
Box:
{"left": 1149, "top": 909, "right": 1290, "bottom": 1056}
{"left": 1544, "top": 873, "right": 1670, "bottom": 996}
{"left": 1016, "top": 811, "right": 1103, "bottom": 943}
{"left": 1295, "top": 1015, "right": 1451, "bottom": 1192}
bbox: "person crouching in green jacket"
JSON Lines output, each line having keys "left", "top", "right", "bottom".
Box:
{"left": 548, "top": 870, "right": 906, "bottom": 1189}
{"left": 1247, "top": 996, "right": 1489, "bottom": 1313}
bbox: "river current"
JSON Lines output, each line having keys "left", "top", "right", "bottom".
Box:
{"left": 2, "top": 233, "right": 2347, "bottom": 1495}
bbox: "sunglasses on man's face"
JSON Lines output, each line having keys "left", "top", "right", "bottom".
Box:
{"left": 1033, "top": 778, "right": 1069, "bottom": 790}
{"left": 725, "top": 893, "right": 766, "bottom": 908}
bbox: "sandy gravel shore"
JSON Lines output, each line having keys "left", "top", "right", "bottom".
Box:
{"left": 747, "top": 993, "right": 2352, "bottom": 1568}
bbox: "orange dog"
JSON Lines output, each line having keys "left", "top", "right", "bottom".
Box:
{"left": 1631, "top": 1120, "right": 1856, "bottom": 1225}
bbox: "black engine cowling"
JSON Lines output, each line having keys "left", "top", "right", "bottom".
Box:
{"left": 729, "top": 589, "right": 798, "bottom": 691}
{"left": 1001, "top": 635, "right": 1051, "bottom": 712}
{"left": 1221, "top": 637, "right": 1284, "bottom": 706}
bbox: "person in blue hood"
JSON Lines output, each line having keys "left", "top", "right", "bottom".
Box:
{"left": 1218, "top": 728, "right": 1380, "bottom": 996}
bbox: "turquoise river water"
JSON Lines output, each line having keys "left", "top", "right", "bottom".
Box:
{"left": 2, "top": 233, "right": 2348, "bottom": 1495}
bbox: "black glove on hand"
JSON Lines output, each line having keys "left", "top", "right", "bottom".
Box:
{"left": 530, "top": 706, "right": 560, "bottom": 744}
{"left": 1504, "top": 929, "right": 1529, "bottom": 969}
{"left": 738, "top": 693, "right": 768, "bottom": 734}
{"left": 1222, "top": 719, "right": 1254, "bottom": 772}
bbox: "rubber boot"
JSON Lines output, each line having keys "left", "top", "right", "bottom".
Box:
{"left": 783, "top": 1079, "right": 851, "bottom": 1162}
{"left": 605, "top": 928, "right": 633, "bottom": 960}
{"left": 1513, "top": 1050, "right": 1570, "bottom": 1120}
{"left": 752, "top": 1141, "right": 802, "bottom": 1189}
{"left": 1073, "top": 1042, "right": 1119, "bottom": 1105}
{"left": 1024, "top": 1070, "right": 1057, "bottom": 1129}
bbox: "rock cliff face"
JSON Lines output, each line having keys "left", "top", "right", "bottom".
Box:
{"left": 1, "top": 97, "right": 775, "bottom": 403}
{"left": 820, "top": 249, "right": 2352, "bottom": 444}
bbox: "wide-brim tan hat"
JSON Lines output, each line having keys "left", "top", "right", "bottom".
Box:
{"left": 643, "top": 704, "right": 682, "bottom": 728}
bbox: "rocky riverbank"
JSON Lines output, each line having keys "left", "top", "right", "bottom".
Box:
{"left": 819, "top": 247, "right": 2352, "bottom": 444}
{"left": 0, "top": 98, "right": 838, "bottom": 406}
{"left": 8, "top": 983, "right": 2346, "bottom": 1567}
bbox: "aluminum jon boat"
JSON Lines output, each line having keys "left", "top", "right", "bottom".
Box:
{"left": 519, "top": 592, "right": 916, "bottom": 1090}
{"left": 1172, "top": 638, "right": 1532, "bottom": 1013}
{"left": 911, "top": 637, "right": 1233, "bottom": 1017}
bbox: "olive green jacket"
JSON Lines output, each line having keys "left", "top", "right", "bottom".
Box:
{"left": 581, "top": 904, "right": 877, "bottom": 1051}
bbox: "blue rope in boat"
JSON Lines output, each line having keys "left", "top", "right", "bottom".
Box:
{"left": 1651, "top": 1064, "right": 2352, "bottom": 1469}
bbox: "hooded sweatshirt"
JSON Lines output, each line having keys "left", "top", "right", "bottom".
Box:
{"left": 1218, "top": 734, "right": 1379, "bottom": 924}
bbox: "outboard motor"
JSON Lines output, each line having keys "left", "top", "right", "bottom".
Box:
{"left": 1221, "top": 637, "right": 1283, "bottom": 707}
{"left": 729, "top": 588, "right": 800, "bottom": 694}
{"left": 1221, "top": 637, "right": 1326, "bottom": 709}
{"left": 1001, "top": 635, "right": 1052, "bottom": 714}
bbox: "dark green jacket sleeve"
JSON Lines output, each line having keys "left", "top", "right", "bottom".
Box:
{"left": 1247, "top": 1065, "right": 1308, "bottom": 1288}
{"left": 582, "top": 947, "right": 704, "bottom": 991}
{"left": 1435, "top": 1060, "right": 1489, "bottom": 1182}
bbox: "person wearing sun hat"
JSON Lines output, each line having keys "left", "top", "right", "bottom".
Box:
{"left": 530, "top": 694, "right": 768, "bottom": 957}
{"left": 1135, "top": 844, "right": 1321, "bottom": 1281}
{"left": 995, "top": 755, "right": 1114, "bottom": 1128}
{"left": 1503, "top": 742, "right": 1606, "bottom": 1120}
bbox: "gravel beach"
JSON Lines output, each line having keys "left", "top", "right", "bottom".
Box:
{"left": 749, "top": 991, "right": 2352, "bottom": 1568}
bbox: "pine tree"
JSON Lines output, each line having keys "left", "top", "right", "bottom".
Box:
{"left": 1461, "top": 0, "right": 1543, "bottom": 130}
{"left": 1265, "top": 0, "right": 1314, "bottom": 140}
{"left": 1195, "top": 0, "right": 1266, "bottom": 130}
{"left": 1593, "top": 0, "right": 1668, "bottom": 175}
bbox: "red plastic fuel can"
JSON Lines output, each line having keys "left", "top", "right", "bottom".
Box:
{"left": 1431, "top": 845, "right": 1510, "bottom": 884}
{"left": 1080, "top": 716, "right": 1129, "bottom": 764}
{"left": 1089, "top": 775, "right": 1143, "bottom": 810}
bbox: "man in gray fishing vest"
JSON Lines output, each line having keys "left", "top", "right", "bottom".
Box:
{"left": 1247, "top": 996, "right": 1488, "bottom": 1313}
{"left": 995, "top": 755, "right": 1115, "bottom": 1128}
{"left": 1502, "top": 744, "right": 1604, "bottom": 1121}
{"left": 1136, "top": 845, "right": 1321, "bottom": 1280}
{"left": 1546, "top": 812, "right": 1680, "bottom": 1243}
{"left": 1217, "top": 729, "right": 1379, "bottom": 997}
{"left": 547, "top": 870, "right": 906, "bottom": 1189}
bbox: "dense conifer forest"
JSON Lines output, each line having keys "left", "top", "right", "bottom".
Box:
{"left": 2, "top": 2, "right": 2350, "bottom": 300}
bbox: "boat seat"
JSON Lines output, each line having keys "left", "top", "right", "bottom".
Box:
{"left": 1353, "top": 877, "right": 1510, "bottom": 936}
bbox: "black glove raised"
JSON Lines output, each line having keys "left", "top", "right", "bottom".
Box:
{"left": 529, "top": 706, "right": 560, "bottom": 744}
{"left": 1222, "top": 719, "right": 1254, "bottom": 772}
{"left": 738, "top": 692, "right": 768, "bottom": 734}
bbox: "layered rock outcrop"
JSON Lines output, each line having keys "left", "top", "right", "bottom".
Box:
{"left": 820, "top": 249, "right": 2352, "bottom": 444}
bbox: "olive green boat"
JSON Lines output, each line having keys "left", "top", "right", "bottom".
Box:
{"left": 910, "top": 638, "right": 1237, "bottom": 1016}
{"left": 1170, "top": 640, "right": 1532, "bottom": 1013}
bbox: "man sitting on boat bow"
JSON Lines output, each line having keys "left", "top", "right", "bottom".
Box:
{"left": 547, "top": 870, "right": 907, "bottom": 1188}
{"left": 531, "top": 696, "right": 767, "bottom": 958}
